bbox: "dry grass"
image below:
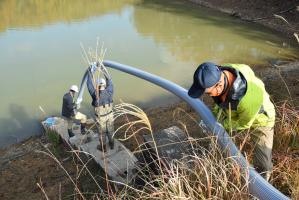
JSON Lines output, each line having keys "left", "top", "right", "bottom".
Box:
{"left": 272, "top": 101, "right": 299, "bottom": 198}
{"left": 113, "top": 102, "right": 152, "bottom": 141}
{"left": 274, "top": 102, "right": 299, "bottom": 151}
{"left": 223, "top": 100, "right": 299, "bottom": 198}
{"left": 132, "top": 140, "right": 251, "bottom": 200}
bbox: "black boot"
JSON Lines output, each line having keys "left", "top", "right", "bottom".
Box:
{"left": 106, "top": 132, "right": 114, "bottom": 150}
{"left": 81, "top": 123, "right": 87, "bottom": 135}
{"left": 109, "top": 139, "right": 114, "bottom": 150}
{"left": 68, "top": 129, "right": 74, "bottom": 137}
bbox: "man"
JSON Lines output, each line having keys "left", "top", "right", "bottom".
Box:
{"left": 87, "top": 65, "right": 114, "bottom": 151}
{"left": 188, "top": 62, "right": 275, "bottom": 181}
{"left": 62, "top": 85, "right": 87, "bottom": 137}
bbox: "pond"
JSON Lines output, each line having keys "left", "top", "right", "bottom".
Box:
{"left": 0, "top": 0, "right": 298, "bottom": 148}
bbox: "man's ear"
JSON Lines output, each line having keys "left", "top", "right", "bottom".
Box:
{"left": 218, "top": 74, "right": 225, "bottom": 87}
{"left": 219, "top": 79, "right": 224, "bottom": 87}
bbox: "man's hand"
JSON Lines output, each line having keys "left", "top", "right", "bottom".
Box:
{"left": 90, "top": 62, "right": 98, "bottom": 73}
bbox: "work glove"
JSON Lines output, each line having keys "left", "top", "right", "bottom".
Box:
{"left": 90, "top": 62, "right": 98, "bottom": 73}
{"left": 76, "top": 97, "right": 82, "bottom": 108}
{"left": 199, "top": 120, "right": 209, "bottom": 134}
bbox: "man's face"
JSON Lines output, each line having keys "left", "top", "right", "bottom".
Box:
{"left": 98, "top": 84, "right": 106, "bottom": 91}
{"left": 204, "top": 73, "right": 224, "bottom": 97}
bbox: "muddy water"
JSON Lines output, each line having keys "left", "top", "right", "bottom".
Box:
{"left": 0, "top": 0, "right": 298, "bottom": 148}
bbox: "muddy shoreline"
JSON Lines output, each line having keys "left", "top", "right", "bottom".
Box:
{"left": 188, "top": 0, "right": 299, "bottom": 40}
{"left": 1, "top": 1, "right": 299, "bottom": 199}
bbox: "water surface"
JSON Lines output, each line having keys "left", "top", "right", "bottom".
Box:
{"left": 0, "top": 0, "right": 298, "bottom": 148}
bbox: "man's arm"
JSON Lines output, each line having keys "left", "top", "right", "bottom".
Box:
{"left": 222, "top": 101, "right": 261, "bottom": 131}
{"left": 106, "top": 79, "right": 113, "bottom": 95}
{"left": 100, "top": 64, "right": 113, "bottom": 95}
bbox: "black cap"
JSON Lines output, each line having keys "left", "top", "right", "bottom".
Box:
{"left": 188, "top": 62, "right": 221, "bottom": 98}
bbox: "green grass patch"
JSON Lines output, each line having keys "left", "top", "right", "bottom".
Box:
{"left": 45, "top": 129, "right": 63, "bottom": 157}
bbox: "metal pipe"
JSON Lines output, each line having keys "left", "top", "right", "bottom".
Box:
{"left": 101, "top": 60, "right": 289, "bottom": 200}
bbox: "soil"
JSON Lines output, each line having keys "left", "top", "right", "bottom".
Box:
{"left": 189, "top": 0, "right": 299, "bottom": 39}
{"left": 0, "top": 1, "right": 299, "bottom": 199}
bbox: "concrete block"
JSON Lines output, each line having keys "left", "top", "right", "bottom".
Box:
{"left": 42, "top": 117, "right": 138, "bottom": 185}
{"left": 142, "top": 126, "right": 193, "bottom": 166}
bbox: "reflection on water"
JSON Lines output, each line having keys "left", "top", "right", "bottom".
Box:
{"left": 0, "top": 104, "right": 39, "bottom": 148}
{"left": 133, "top": 0, "right": 298, "bottom": 64}
{"left": 0, "top": 0, "right": 298, "bottom": 148}
{"left": 0, "top": 0, "right": 136, "bottom": 32}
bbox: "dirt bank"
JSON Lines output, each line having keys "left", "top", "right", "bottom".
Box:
{"left": 1, "top": 1, "right": 299, "bottom": 199}
{"left": 188, "top": 0, "right": 299, "bottom": 40}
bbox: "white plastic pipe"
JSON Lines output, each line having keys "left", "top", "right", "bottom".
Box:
{"left": 76, "top": 70, "right": 88, "bottom": 106}
{"left": 77, "top": 60, "right": 289, "bottom": 200}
